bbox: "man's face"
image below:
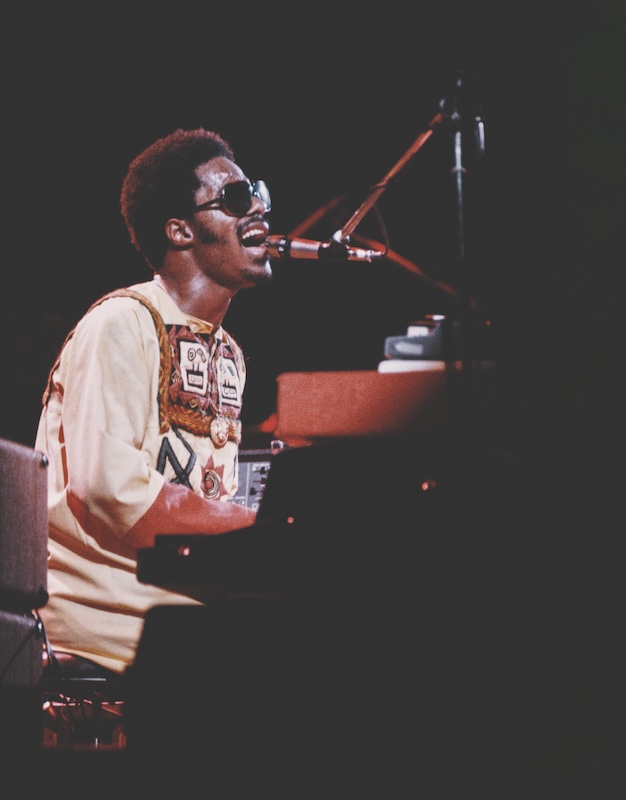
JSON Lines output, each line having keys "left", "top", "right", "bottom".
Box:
{"left": 188, "top": 156, "right": 272, "bottom": 291}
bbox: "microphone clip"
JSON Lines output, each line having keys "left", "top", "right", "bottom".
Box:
{"left": 318, "top": 240, "right": 353, "bottom": 260}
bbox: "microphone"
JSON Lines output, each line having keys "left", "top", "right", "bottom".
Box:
{"left": 266, "top": 235, "right": 385, "bottom": 262}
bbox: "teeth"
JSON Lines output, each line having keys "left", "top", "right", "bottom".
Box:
{"left": 240, "top": 219, "right": 269, "bottom": 248}
{"left": 242, "top": 227, "right": 265, "bottom": 240}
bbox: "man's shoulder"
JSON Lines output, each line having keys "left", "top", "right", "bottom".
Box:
{"left": 68, "top": 284, "right": 162, "bottom": 344}
{"left": 97, "top": 281, "right": 161, "bottom": 311}
{"left": 81, "top": 281, "right": 177, "bottom": 325}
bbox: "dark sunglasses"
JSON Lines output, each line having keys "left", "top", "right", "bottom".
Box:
{"left": 193, "top": 179, "right": 271, "bottom": 217}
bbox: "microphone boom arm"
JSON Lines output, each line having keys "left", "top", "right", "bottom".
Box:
{"left": 332, "top": 109, "right": 448, "bottom": 245}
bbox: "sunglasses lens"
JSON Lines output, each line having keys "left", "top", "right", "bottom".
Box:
{"left": 217, "top": 180, "right": 271, "bottom": 216}
{"left": 222, "top": 181, "right": 254, "bottom": 216}
{"left": 253, "top": 180, "right": 271, "bottom": 213}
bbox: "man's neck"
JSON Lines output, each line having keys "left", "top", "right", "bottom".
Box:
{"left": 152, "top": 271, "right": 231, "bottom": 327}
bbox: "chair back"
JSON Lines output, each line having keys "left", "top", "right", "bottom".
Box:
{"left": 0, "top": 437, "right": 48, "bottom": 612}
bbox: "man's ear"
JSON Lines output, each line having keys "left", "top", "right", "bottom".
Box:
{"left": 165, "top": 218, "right": 194, "bottom": 248}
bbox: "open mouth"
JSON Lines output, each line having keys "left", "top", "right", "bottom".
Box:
{"left": 240, "top": 218, "right": 270, "bottom": 249}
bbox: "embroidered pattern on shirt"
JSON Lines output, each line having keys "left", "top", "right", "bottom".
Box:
{"left": 201, "top": 455, "right": 229, "bottom": 500}
{"left": 168, "top": 326, "right": 212, "bottom": 413}
{"left": 165, "top": 325, "right": 243, "bottom": 441}
{"left": 156, "top": 425, "right": 196, "bottom": 486}
{"left": 216, "top": 347, "right": 243, "bottom": 411}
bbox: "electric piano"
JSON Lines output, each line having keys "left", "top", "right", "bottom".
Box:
{"left": 136, "top": 369, "right": 479, "bottom": 601}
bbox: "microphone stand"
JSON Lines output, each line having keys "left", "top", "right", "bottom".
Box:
{"left": 444, "top": 73, "right": 491, "bottom": 454}
{"left": 331, "top": 75, "right": 484, "bottom": 442}
{"left": 306, "top": 107, "right": 447, "bottom": 260}
{"left": 443, "top": 74, "right": 491, "bottom": 758}
{"left": 330, "top": 108, "right": 448, "bottom": 246}
{"left": 331, "top": 74, "right": 489, "bottom": 758}
{"left": 447, "top": 74, "right": 475, "bottom": 438}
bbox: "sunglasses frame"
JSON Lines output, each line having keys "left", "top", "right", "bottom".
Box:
{"left": 193, "top": 179, "right": 271, "bottom": 217}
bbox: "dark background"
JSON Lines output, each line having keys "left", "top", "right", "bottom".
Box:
{"left": 1, "top": 2, "right": 624, "bottom": 792}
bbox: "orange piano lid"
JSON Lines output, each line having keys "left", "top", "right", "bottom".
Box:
{"left": 273, "top": 368, "right": 456, "bottom": 445}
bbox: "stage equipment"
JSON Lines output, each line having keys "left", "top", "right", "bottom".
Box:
{"left": 0, "top": 438, "right": 49, "bottom": 749}
{"left": 381, "top": 314, "right": 494, "bottom": 364}
{"left": 267, "top": 72, "right": 488, "bottom": 434}
{"left": 0, "top": 438, "right": 49, "bottom": 612}
{"left": 265, "top": 234, "right": 385, "bottom": 262}
{"left": 232, "top": 448, "right": 274, "bottom": 511}
{"left": 136, "top": 435, "right": 469, "bottom": 601}
{"left": 129, "top": 433, "right": 525, "bottom": 789}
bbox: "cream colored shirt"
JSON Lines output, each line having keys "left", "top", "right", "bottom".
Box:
{"left": 36, "top": 281, "right": 246, "bottom": 673}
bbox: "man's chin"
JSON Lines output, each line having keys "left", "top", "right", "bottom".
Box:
{"left": 243, "top": 260, "right": 272, "bottom": 287}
